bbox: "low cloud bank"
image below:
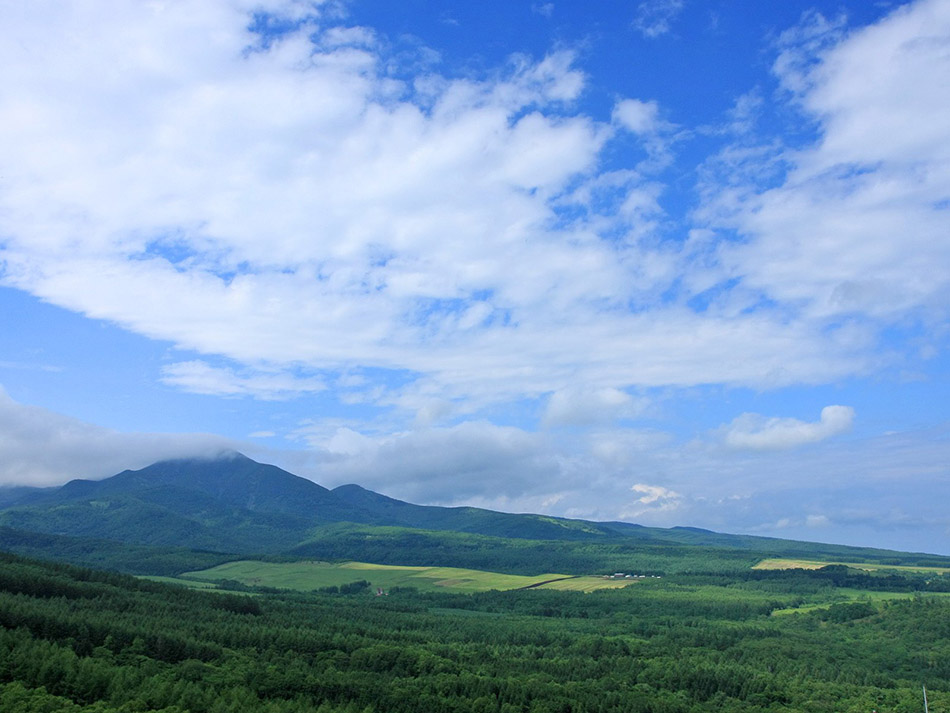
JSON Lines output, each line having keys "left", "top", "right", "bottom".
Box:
{"left": 0, "top": 387, "right": 234, "bottom": 486}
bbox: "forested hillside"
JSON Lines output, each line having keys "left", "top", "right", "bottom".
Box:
{"left": 3, "top": 454, "right": 948, "bottom": 581}
{"left": 3, "top": 455, "right": 948, "bottom": 712}
{"left": 0, "top": 551, "right": 947, "bottom": 712}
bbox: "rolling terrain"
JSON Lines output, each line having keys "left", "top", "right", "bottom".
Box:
{"left": 1, "top": 455, "right": 950, "bottom": 712}
{"left": 0, "top": 549, "right": 948, "bottom": 713}
{"left": 1, "top": 452, "right": 949, "bottom": 580}
{"left": 176, "top": 559, "right": 632, "bottom": 594}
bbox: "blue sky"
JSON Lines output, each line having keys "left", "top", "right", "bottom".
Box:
{"left": 2, "top": 0, "right": 949, "bottom": 554}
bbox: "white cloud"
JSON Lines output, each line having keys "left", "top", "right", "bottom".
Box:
{"left": 723, "top": 405, "right": 855, "bottom": 450}
{"left": 632, "top": 0, "right": 685, "bottom": 39}
{"left": 0, "top": 0, "right": 937, "bottom": 416}
{"left": 532, "top": 3, "right": 554, "bottom": 19}
{"left": 289, "top": 420, "right": 563, "bottom": 503}
{"left": 249, "top": 430, "right": 277, "bottom": 438}
{"left": 618, "top": 483, "right": 683, "bottom": 520}
{"left": 1, "top": 379, "right": 949, "bottom": 553}
{"left": 542, "top": 387, "right": 641, "bottom": 427}
{"left": 709, "top": 0, "right": 950, "bottom": 325}
{"left": 613, "top": 99, "right": 660, "bottom": 134}
{"left": 588, "top": 428, "right": 672, "bottom": 467}
{"left": 161, "top": 360, "right": 325, "bottom": 400}
{"left": 0, "top": 0, "right": 946, "bottom": 507}
{"left": 0, "top": 386, "right": 233, "bottom": 486}
{"left": 630, "top": 482, "right": 680, "bottom": 505}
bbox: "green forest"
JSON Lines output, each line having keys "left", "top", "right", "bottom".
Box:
{"left": 2, "top": 457, "right": 949, "bottom": 711}
{"left": 0, "top": 550, "right": 948, "bottom": 713}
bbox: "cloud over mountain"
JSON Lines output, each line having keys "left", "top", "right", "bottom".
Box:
{"left": 1, "top": 1, "right": 948, "bottom": 553}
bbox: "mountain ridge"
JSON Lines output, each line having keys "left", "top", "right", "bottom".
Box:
{"left": 0, "top": 453, "right": 627, "bottom": 553}
{"left": 1, "top": 452, "right": 947, "bottom": 570}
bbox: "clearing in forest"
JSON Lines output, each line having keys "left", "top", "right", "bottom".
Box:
{"left": 753, "top": 558, "right": 950, "bottom": 574}
{"left": 182, "top": 560, "right": 637, "bottom": 594}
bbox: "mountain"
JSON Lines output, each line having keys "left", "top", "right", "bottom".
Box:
{"left": 0, "top": 452, "right": 630, "bottom": 554}
{"left": 330, "top": 483, "right": 618, "bottom": 539}
{"left": 0, "top": 453, "right": 374, "bottom": 552}
{"left": 2, "top": 452, "right": 948, "bottom": 573}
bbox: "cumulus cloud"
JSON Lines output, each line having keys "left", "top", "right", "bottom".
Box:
{"left": 2, "top": 377, "right": 949, "bottom": 553}
{"left": 285, "top": 420, "right": 568, "bottom": 504}
{"left": 1, "top": 0, "right": 949, "bottom": 557}
{"left": 613, "top": 99, "right": 661, "bottom": 134}
{"left": 723, "top": 405, "right": 855, "bottom": 450}
{"left": 616, "top": 483, "right": 683, "bottom": 521}
{"left": 0, "top": 386, "right": 234, "bottom": 486}
{"left": 0, "top": 0, "right": 919, "bottom": 417}
{"left": 707, "top": 0, "right": 950, "bottom": 326}
{"left": 630, "top": 483, "right": 680, "bottom": 505}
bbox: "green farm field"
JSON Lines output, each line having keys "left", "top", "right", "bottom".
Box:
{"left": 753, "top": 558, "right": 950, "bottom": 574}
{"left": 182, "top": 560, "right": 636, "bottom": 594}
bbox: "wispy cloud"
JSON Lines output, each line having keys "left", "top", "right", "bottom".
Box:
{"left": 632, "top": 0, "right": 685, "bottom": 38}
{"left": 1, "top": 0, "right": 943, "bottom": 416}
{"left": 161, "top": 361, "right": 325, "bottom": 400}
{"left": 0, "top": 361, "right": 62, "bottom": 373}
{"left": 705, "top": 0, "right": 950, "bottom": 326}
{"left": 531, "top": 3, "right": 554, "bottom": 18}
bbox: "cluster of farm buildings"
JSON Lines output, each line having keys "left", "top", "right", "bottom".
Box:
{"left": 604, "top": 573, "right": 661, "bottom": 579}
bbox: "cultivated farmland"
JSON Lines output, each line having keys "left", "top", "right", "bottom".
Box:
{"left": 182, "top": 560, "right": 637, "bottom": 593}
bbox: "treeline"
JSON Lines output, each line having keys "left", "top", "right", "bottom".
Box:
{"left": 674, "top": 564, "right": 950, "bottom": 594}
{"left": 0, "top": 526, "right": 236, "bottom": 575}
{"left": 4, "top": 520, "right": 948, "bottom": 586}
{"left": 0, "top": 522, "right": 762, "bottom": 578}
{"left": 0, "top": 550, "right": 948, "bottom": 712}
{"left": 286, "top": 524, "right": 762, "bottom": 576}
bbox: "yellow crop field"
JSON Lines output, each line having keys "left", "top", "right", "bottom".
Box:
{"left": 753, "top": 558, "right": 950, "bottom": 574}
{"left": 182, "top": 560, "right": 638, "bottom": 594}
{"left": 536, "top": 576, "right": 635, "bottom": 592}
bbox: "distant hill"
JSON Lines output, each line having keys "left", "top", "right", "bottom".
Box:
{"left": 2, "top": 452, "right": 947, "bottom": 574}
{"left": 330, "top": 482, "right": 619, "bottom": 539}
{"left": 0, "top": 452, "right": 628, "bottom": 553}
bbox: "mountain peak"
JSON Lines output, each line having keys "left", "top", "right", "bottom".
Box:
{"left": 154, "top": 448, "right": 250, "bottom": 465}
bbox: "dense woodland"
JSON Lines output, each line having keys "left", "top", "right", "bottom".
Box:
{"left": 0, "top": 551, "right": 947, "bottom": 713}
{"left": 2, "top": 457, "right": 949, "bottom": 711}
{"left": 7, "top": 521, "right": 950, "bottom": 581}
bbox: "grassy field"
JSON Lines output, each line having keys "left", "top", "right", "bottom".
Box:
{"left": 182, "top": 560, "right": 637, "bottom": 594}
{"left": 754, "top": 558, "right": 950, "bottom": 574}
{"left": 536, "top": 576, "right": 635, "bottom": 592}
